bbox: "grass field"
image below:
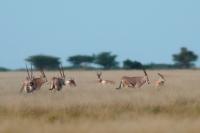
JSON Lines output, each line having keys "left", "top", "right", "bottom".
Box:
{"left": 0, "top": 70, "right": 200, "bottom": 133}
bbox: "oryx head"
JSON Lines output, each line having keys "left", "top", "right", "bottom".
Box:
{"left": 25, "top": 79, "right": 34, "bottom": 93}
{"left": 97, "top": 72, "right": 102, "bottom": 79}
{"left": 24, "top": 64, "right": 35, "bottom": 92}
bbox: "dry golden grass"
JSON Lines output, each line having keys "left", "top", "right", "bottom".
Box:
{"left": 0, "top": 70, "right": 200, "bottom": 133}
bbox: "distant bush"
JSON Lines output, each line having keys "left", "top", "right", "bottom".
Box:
{"left": 143, "top": 63, "right": 178, "bottom": 69}
{"left": 63, "top": 66, "right": 97, "bottom": 70}
{"left": 123, "top": 59, "right": 143, "bottom": 69}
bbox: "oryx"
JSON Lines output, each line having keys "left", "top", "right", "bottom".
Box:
{"left": 96, "top": 72, "right": 115, "bottom": 85}
{"left": 116, "top": 69, "right": 150, "bottom": 89}
{"left": 20, "top": 64, "right": 47, "bottom": 93}
{"left": 50, "top": 65, "right": 76, "bottom": 91}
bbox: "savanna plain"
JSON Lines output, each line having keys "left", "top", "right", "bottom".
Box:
{"left": 0, "top": 70, "right": 200, "bottom": 133}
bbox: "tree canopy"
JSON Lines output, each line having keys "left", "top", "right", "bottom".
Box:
{"left": 173, "top": 47, "right": 198, "bottom": 68}
{"left": 95, "top": 52, "right": 119, "bottom": 69}
{"left": 67, "top": 55, "right": 95, "bottom": 68}
{"left": 123, "top": 59, "right": 143, "bottom": 69}
{"left": 26, "top": 55, "right": 60, "bottom": 70}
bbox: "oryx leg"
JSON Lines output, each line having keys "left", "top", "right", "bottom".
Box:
{"left": 55, "top": 84, "right": 61, "bottom": 91}
{"left": 49, "top": 84, "right": 54, "bottom": 90}
{"left": 116, "top": 81, "right": 123, "bottom": 89}
{"left": 20, "top": 83, "right": 25, "bottom": 93}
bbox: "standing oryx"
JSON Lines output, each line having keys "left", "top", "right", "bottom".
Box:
{"left": 116, "top": 69, "right": 150, "bottom": 89}
{"left": 20, "top": 65, "right": 34, "bottom": 93}
{"left": 155, "top": 73, "right": 166, "bottom": 87}
{"left": 96, "top": 72, "right": 115, "bottom": 85}
{"left": 32, "top": 69, "right": 48, "bottom": 90}
{"left": 49, "top": 65, "right": 76, "bottom": 91}
{"left": 20, "top": 65, "right": 47, "bottom": 93}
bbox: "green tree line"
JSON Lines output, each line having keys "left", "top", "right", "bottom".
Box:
{"left": 0, "top": 47, "right": 198, "bottom": 71}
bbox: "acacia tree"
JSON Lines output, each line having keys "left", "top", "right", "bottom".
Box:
{"left": 173, "top": 47, "right": 198, "bottom": 68}
{"left": 95, "top": 52, "right": 119, "bottom": 69}
{"left": 67, "top": 55, "right": 95, "bottom": 68}
{"left": 26, "top": 55, "right": 60, "bottom": 69}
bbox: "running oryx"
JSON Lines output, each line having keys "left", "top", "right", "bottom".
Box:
{"left": 116, "top": 69, "right": 150, "bottom": 89}
{"left": 20, "top": 65, "right": 47, "bottom": 93}
{"left": 49, "top": 65, "right": 76, "bottom": 91}
{"left": 96, "top": 72, "right": 115, "bottom": 85}
{"left": 155, "top": 73, "right": 165, "bottom": 87}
